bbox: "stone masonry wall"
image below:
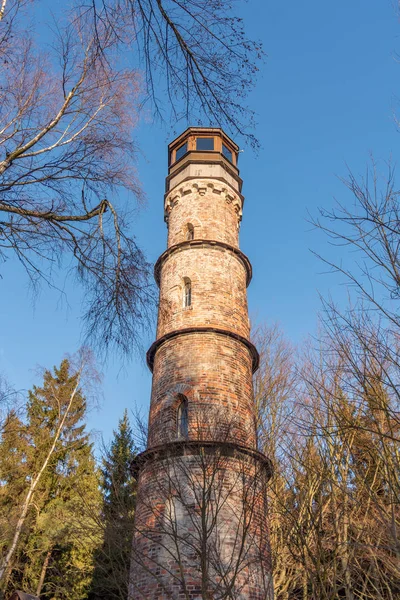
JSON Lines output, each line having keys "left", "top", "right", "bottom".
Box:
{"left": 165, "top": 181, "right": 242, "bottom": 248}
{"left": 130, "top": 452, "right": 273, "bottom": 600}
{"left": 156, "top": 245, "right": 250, "bottom": 339}
{"left": 147, "top": 332, "right": 255, "bottom": 448}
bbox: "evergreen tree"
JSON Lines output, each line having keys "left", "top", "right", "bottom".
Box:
{"left": 0, "top": 359, "right": 102, "bottom": 599}
{"left": 90, "top": 410, "right": 137, "bottom": 599}
{"left": 0, "top": 410, "right": 29, "bottom": 579}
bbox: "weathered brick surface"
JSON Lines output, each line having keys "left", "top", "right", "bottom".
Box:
{"left": 156, "top": 246, "right": 250, "bottom": 339}
{"left": 165, "top": 181, "right": 242, "bottom": 248}
{"left": 129, "top": 452, "right": 273, "bottom": 600}
{"left": 147, "top": 332, "right": 255, "bottom": 447}
{"left": 129, "top": 129, "right": 273, "bottom": 600}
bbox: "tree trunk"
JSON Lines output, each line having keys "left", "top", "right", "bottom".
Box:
{"left": 0, "top": 373, "right": 82, "bottom": 587}
{"left": 36, "top": 548, "right": 52, "bottom": 597}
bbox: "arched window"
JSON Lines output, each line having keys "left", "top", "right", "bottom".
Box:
{"left": 186, "top": 223, "right": 194, "bottom": 241}
{"left": 183, "top": 277, "right": 191, "bottom": 307}
{"left": 177, "top": 395, "right": 189, "bottom": 439}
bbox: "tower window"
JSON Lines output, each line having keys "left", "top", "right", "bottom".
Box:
{"left": 196, "top": 137, "right": 214, "bottom": 151}
{"left": 222, "top": 143, "right": 233, "bottom": 162}
{"left": 175, "top": 142, "right": 187, "bottom": 161}
{"left": 183, "top": 278, "right": 192, "bottom": 307}
{"left": 186, "top": 223, "right": 194, "bottom": 241}
{"left": 177, "top": 395, "right": 189, "bottom": 439}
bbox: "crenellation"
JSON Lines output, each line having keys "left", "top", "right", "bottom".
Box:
{"left": 164, "top": 179, "right": 243, "bottom": 244}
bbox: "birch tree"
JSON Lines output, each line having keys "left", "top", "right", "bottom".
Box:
{"left": 0, "top": 0, "right": 262, "bottom": 356}
{"left": 0, "top": 352, "right": 100, "bottom": 596}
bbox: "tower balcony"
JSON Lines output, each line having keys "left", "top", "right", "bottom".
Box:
{"left": 166, "top": 127, "right": 242, "bottom": 193}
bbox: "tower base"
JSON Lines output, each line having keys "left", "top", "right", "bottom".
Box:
{"left": 129, "top": 441, "right": 274, "bottom": 600}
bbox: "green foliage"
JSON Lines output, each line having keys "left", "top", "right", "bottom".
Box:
{"left": 90, "top": 410, "right": 137, "bottom": 600}
{"left": 0, "top": 410, "right": 29, "bottom": 551}
{"left": 0, "top": 359, "right": 102, "bottom": 599}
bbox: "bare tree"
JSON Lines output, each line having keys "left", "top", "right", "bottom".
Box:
{"left": 308, "top": 159, "right": 400, "bottom": 594}
{"left": 252, "top": 324, "right": 305, "bottom": 600}
{"left": 87, "top": 0, "right": 263, "bottom": 146}
{"left": 0, "top": 0, "right": 262, "bottom": 355}
{"left": 0, "top": 0, "right": 155, "bottom": 355}
{"left": 312, "top": 161, "right": 399, "bottom": 332}
{"left": 252, "top": 323, "right": 297, "bottom": 454}
{"left": 295, "top": 326, "right": 400, "bottom": 599}
{"left": 251, "top": 319, "right": 400, "bottom": 599}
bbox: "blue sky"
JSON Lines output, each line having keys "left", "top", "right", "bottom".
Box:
{"left": 1, "top": 0, "right": 399, "bottom": 446}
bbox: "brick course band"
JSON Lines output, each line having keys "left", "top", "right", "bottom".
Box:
{"left": 146, "top": 326, "right": 260, "bottom": 373}
{"left": 154, "top": 239, "right": 253, "bottom": 287}
{"left": 131, "top": 439, "right": 273, "bottom": 480}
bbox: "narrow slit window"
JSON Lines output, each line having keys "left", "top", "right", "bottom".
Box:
{"left": 177, "top": 396, "right": 188, "bottom": 439}
{"left": 187, "top": 223, "right": 194, "bottom": 241}
{"left": 183, "top": 278, "right": 192, "bottom": 307}
{"left": 196, "top": 137, "right": 214, "bottom": 151}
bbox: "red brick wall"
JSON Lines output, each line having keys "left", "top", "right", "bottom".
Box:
{"left": 156, "top": 245, "right": 250, "bottom": 340}
{"left": 147, "top": 332, "right": 255, "bottom": 447}
{"left": 165, "top": 181, "right": 242, "bottom": 248}
{"left": 130, "top": 452, "right": 273, "bottom": 600}
{"left": 148, "top": 174, "right": 255, "bottom": 448}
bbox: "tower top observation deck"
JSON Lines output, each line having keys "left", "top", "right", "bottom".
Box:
{"left": 166, "top": 127, "right": 242, "bottom": 194}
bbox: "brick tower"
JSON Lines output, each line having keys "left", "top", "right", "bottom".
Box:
{"left": 129, "top": 128, "right": 273, "bottom": 599}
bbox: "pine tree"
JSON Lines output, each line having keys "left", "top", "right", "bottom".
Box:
{"left": 0, "top": 358, "right": 102, "bottom": 599}
{"left": 90, "top": 410, "right": 137, "bottom": 599}
{"left": 0, "top": 410, "right": 29, "bottom": 575}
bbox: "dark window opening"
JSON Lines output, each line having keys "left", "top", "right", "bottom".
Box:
{"left": 184, "top": 278, "right": 192, "bottom": 307}
{"left": 222, "top": 143, "right": 233, "bottom": 162}
{"left": 196, "top": 137, "right": 214, "bottom": 151}
{"left": 187, "top": 223, "right": 194, "bottom": 241}
{"left": 177, "top": 396, "right": 189, "bottom": 438}
{"left": 175, "top": 142, "right": 187, "bottom": 161}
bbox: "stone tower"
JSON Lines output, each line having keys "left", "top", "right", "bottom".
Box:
{"left": 129, "top": 128, "right": 273, "bottom": 599}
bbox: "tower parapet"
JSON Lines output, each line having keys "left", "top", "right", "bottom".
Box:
{"left": 167, "top": 127, "right": 242, "bottom": 191}
{"left": 129, "top": 128, "right": 274, "bottom": 600}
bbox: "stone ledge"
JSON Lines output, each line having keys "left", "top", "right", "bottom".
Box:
{"left": 131, "top": 439, "right": 273, "bottom": 481}
{"left": 146, "top": 326, "right": 260, "bottom": 373}
{"left": 166, "top": 160, "right": 243, "bottom": 194}
{"left": 154, "top": 239, "right": 252, "bottom": 287}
